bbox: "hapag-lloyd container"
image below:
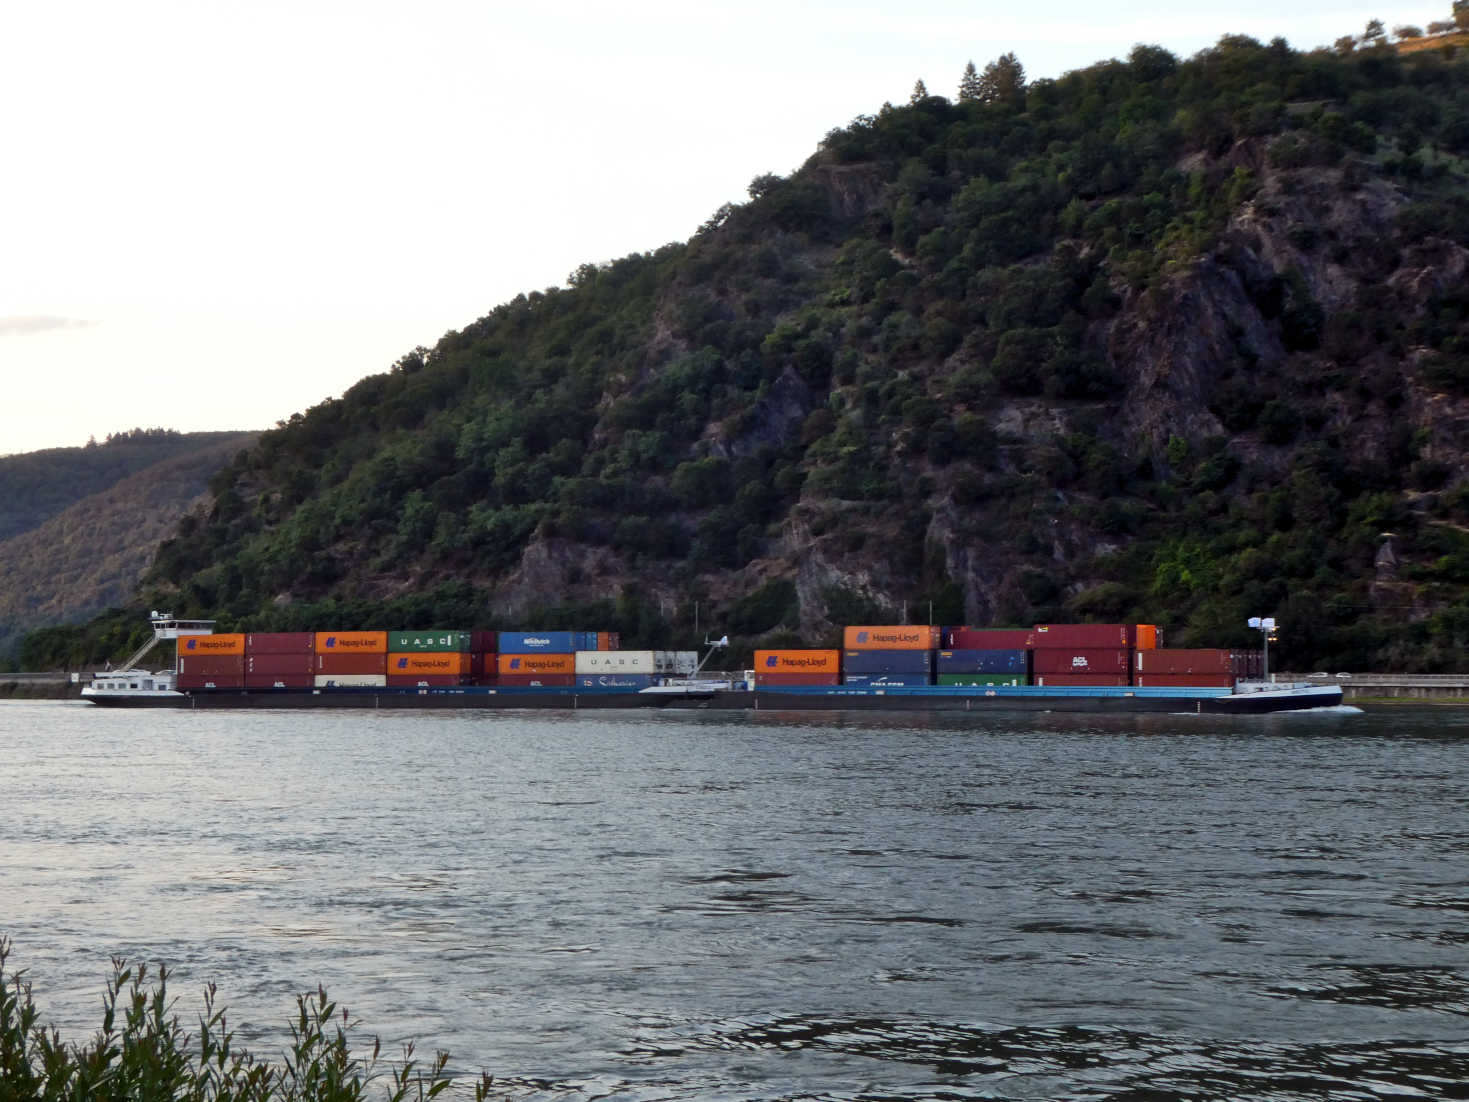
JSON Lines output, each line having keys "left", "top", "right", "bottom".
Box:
{"left": 313, "top": 674, "right": 387, "bottom": 688}
{"left": 180, "top": 634, "right": 245, "bottom": 656}
{"left": 841, "top": 649, "right": 934, "bottom": 675}
{"left": 498, "top": 631, "right": 578, "bottom": 654}
{"left": 1135, "top": 648, "right": 1232, "bottom": 674}
{"left": 315, "top": 653, "right": 388, "bottom": 675}
{"left": 314, "top": 631, "right": 388, "bottom": 653}
{"left": 754, "top": 650, "right": 841, "bottom": 675}
{"left": 842, "top": 626, "right": 942, "bottom": 651}
{"left": 1031, "top": 648, "right": 1132, "bottom": 675}
{"left": 936, "top": 649, "right": 1028, "bottom": 674}
{"left": 389, "top": 631, "right": 473, "bottom": 653}
{"left": 245, "top": 632, "right": 314, "bottom": 654}
{"left": 497, "top": 653, "right": 575, "bottom": 676}
{"left": 389, "top": 652, "right": 472, "bottom": 675}
{"left": 1032, "top": 624, "right": 1158, "bottom": 649}
{"left": 945, "top": 628, "right": 1034, "bottom": 650}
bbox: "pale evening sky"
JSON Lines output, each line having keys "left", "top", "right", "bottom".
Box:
{"left": 0, "top": 1, "right": 1436, "bottom": 455}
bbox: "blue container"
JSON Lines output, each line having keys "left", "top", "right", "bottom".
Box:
{"left": 841, "top": 649, "right": 935, "bottom": 675}
{"left": 499, "top": 631, "right": 577, "bottom": 654}
{"left": 574, "top": 630, "right": 600, "bottom": 651}
{"left": 840, "top": 673, "right": 933, "bottom": 687}
{"left": 577, "top": 674, "right": 655, "bottom": 690}
{"left": 936, "top": 648, "right": 1029, "bottom": 674}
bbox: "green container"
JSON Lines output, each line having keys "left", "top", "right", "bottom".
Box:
{"left": 389, "top": 630, "right": 473, "bottom": 653}
{"left": 937, "top": 673, "right": 1027, "bottom": 687}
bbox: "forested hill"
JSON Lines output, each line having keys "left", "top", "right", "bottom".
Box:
{"left": 37, "top": 32, "right": 1469, "bottom": 671}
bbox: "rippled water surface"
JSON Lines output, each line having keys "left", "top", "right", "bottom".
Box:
{"left": 2, "top": 700, "right": 1467, "bottom": 1099}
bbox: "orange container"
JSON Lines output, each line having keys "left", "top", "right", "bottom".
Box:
{"left": 179, "top": 633, "right": 245, "bottom": 656}
{"left": 842, "top": 626, "right": 941, "bottom": 651}
{"left": 497, "top": 652, "right": 575, "bottom": 676}
{"left": 754, "top": 649, "right": 842, "bottom": 675}
{"left": 314, "top": 631, "right": 388, "bottom": 654}
{"left": 389, "top": 652, "right": 472, "bottom": 675}
{"left": 1136, "top": 624, "right": 1159, "bottom": 650}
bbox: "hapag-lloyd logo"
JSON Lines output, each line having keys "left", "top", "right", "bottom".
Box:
{"left": 324, "top": 636, "right": 337, "bottom": 648}
{"left": 856, "top": 628, "right": 925, "bottom": 645}
{"left": 186, "top": 638, "right": 198, "bottom": 650}
{"left": 766, "top": 655, "right": 829, "bottom": 668}
{"left": 509, "top": 657, "right": 522, "bottom": 670}
{"left": 396, "top": 657, "right": 409, "bottom": 669}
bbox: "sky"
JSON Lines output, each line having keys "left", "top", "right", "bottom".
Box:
{"left": 0, "top": 0, "right": 1439, "bottom": 455}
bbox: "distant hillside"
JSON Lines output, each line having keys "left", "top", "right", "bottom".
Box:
{"left": 26, "top": 32, "right": 1469, "bottom": 672}
{"left": 0, "top": 433, "right": 255, "bottom": 662}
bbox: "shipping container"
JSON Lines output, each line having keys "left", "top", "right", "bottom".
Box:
{"left": 313, "top": 631, "right": 388, "bottom": 653}
{"left": 1135, "top": 649, "right": 1232, "bottom": 675}
{"left": 936, "top": 648, "right": 1029, "bottom": 674}
{"left": 655, "top": 650, "right": 699, "bottom": 675}
{"left": 386, "top": 674, "right": 470, "bottom": 687}
{"left": 596, "top": 631, "right": 620, "bottom": 651}
{"left": 1034, "top": 625, "right": 1157, "bottom": 652}
{"left": 1034, "top": 673, "right": 1131, "bottom": 686}
{"left": 498, "top": 631, "right": 579, "bottom": 654}
{"left": 470, "top": 652, "right": 489, "bottom": 677}
{"left": 1031, "top": 648, "right": 1132, "bottom": 675}
{"left": 1136, "top": 624, "right": 1159, "bottom": 650}
{"left": 935, "top": 673, "right": 1027, "bottom": 686}
{"left": 245, "top": 653, "right": 314, "bottom": 676}
{"left": 389, "top": 652, "right": 473, "bottom": 675}
{"left": 496, "top": 674, "right": 575, "bottom": 687}
{"left": 177, "top": 674, "right": 244, "bottom": 690}
{"left": 314, "top": 653, "right": 388, "bottom": 675}
{"left": 945, "top": 628, "right": 1034, "bottom": 650}
{"left": 470, "top": 630, "right": 497, "bottom": 653}
{"left": 842, "top": 625, "right": 942, "bottom": 650}
{"left": 497, "top": 653, "right": 576, "bottom": 676}
{"left": 840, "top": 649, "right": 935, "bottom": 675}
{"left": 245, "top": 632, "right": 314, "bottom": 654}
{"left": 179, "top": 633, "right": 245, "bottom": 656}
{"left": 312, "top": 674, "right": 387, "bottom": 688}
{"left": 1232, "top": 650, "right": 1264, "bottom": 679}
{"left": 577, "top": 674, "right": 656, "bottom": 690}
{"left": 388, "top": 631, "right": 473, "bottom": 653}
{"left": 1134, "top": 673, "right": 1234, "bottom": 687}
{"left": 576, "top": 650, "right": 660, "bottom": 674}
{"left": 753, "top": 649, "right": 841, "bottom": 675}
{"left": 840, "top": 673, "right": 932, "bottom": 687}
{"left": 244, "top": 673, "right": 313, "bottom": 689}
{"left": 177, "top": 655, "right": 245, "bottom": 677}
{"left": 752, "top": 673, "right": 841, "bottom": 686}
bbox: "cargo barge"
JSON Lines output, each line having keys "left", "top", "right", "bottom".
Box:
{"left": 80, "top": 615, "right": 1344, "bottom": 714}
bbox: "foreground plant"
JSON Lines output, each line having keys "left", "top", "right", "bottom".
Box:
{"left": 0, "top": 937, "right": 492, "bottom": 1101}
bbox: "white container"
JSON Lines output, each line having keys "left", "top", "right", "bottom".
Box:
{"left": 313, "top": 674, "right": 388, "bottom": 688}
{"left": 576, "top": 650, "right": 657, "bottom": 674}
{"left": 656, "top": 650, "right": 700, "bottom": 675}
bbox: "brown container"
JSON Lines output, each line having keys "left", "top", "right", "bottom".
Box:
{"left": 947, "top": 628, "right": 1034, "bottom": 650}
{"left": 177, "top": 674, "right": 244, "bottom": 690}
{"left": 1031, "top": 648, "right": 1132, "bottom": 675}
{"left": 497, "top": 653, "right": 576, "bottom": 676}
{"left": 389, "top": 652, "right": 473, "bottom": 676}
{"left": 842, "top": 626, "right": 941, "bottom": 650}
{"left": 469, "top": 652, "right": 490, "bottom": 677}
{"left": 470, "top": 630, "right": 497, "bottom": 653}
{"left": 179, "top": 633, "right": 245, "bottom": 656}
{"left": 313, "top": 631, "right": 388, "bottom": 654}
{"left": 386, "top": 674, "right": 470, "bottom": 687}
{"left": 246, "top": 653, "right": 315, "bottom": 676}
{"left": 1033, "top": 624, "right": 1150, "bottom": 649}
{"left": 754, "top": 649, "right": 841, "bottom": 675}
{"left": 177, "top": 655, "right": 245, "bottom": 677}
{"left": 244, "top": 673, "right": 313, "bottom": 689}
{"left": 497, "top": 674, "right": 575, "bottom": 687}
{"left": 1134, "top": 673, "right": 1234, "bottom": 687}
{"left": 1034, "top": 673, "right": 1131, "bottom": 686}
{"left": 753, "top": 673, "right": 841, "bottom": 686}
{"left": 1135, "top": 649, "right": 1232, "bottom": 675}
{"left": 596, "top": 631, "right": 619, "bottom": 651}
{"left": 315, "top": 653, "right": 388, "bottom": 675}
{"left": 245, "top": 632, "right": 315, "bottom": 654}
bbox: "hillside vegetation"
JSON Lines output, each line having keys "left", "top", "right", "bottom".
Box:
{"left": 27, "top": 31, "right": 1469, "bottom": 671}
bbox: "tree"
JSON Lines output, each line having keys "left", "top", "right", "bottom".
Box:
{"left": 1393, "top": 24, "right": 1424, "bottom": 39}
{"left": 909, "top": 78, "right": 929, "bottom": 104}
{"left": 977, "top": 52, "right": 1026, "bottom": 106}
{"left": 1457, "top": 1, "right": 1469, "bottom": 32}
{"left": 958, "top": 60, "right": 982, "bottom": 102}
{"left": 1363, "top": 18, "right": 1386, "bottom": 43}
{"left": 1335, "top": 34, "right": 1358, "bottom": 53}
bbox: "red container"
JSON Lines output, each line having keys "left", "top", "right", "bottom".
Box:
{"left": 496, "top": 674, "right": 575, "bottom": 688}
{"left": 1134, "top": 673, "right": 1234, "bottom": 687}
{"left": 470, "top": 630, "right": 497, "bottom": 653}
{"left": 245, "top": 632, "right": 315, "bottom": 654}
{"left": 1034, "top": 673, "right": 1130, "bottom": 686}
{"left": 177, "top": 674, "right": 244, "bottom": 690}
{"left": 244, "top": 673, "right": 313, "bottom": 689}
{"left": 386, "top": 674, "right": 470, "bottom": 687}
{"left": 1033, "top": 624, "right": 1143, "bottom": 648}
{"left": 246, "top": 653, "right": 315, "bottom": 676}
{"left": 469, "top": 652, "right": 491, "bottom": 677}
{"left": 947, "top": 628, "right": 1034, "bottom": 650}
{"left": 1135, "top": 649, "right": 1232, "bottom": 675}
{"left": 597, "top": 631, "right": 619, "bottom": 651}
{"left": 1232, "top": 650, "right": 1264, "bottom": 678}
{"left": 315, "top": 653, "right": 388, "bottom": 674}
{"left": 753, "top": 673, "right": 841, "bottom": 686}
{"left": 1031, "top": 648, "right": 1131, "bottom": 675}
{"left": 177, "top": 655, "right": 245, "bottom": 677}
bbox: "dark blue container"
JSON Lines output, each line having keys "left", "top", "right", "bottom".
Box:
{"left": 499, "top": 631, "right": 577, "bottom": 654}
{"left": 577, "top": 674, "right": 655, "bottom": 690}
{"left": 841, "top": 649, "right": 934, "bottom": 675}
{"left": 936, "top": 648, "right": 1029, "bottom": 674}
{"left": 574, "top": 630, "right": 600, "bottom": 651}
{"left": 840, "top": 673, "right": 932, "bottom": 687}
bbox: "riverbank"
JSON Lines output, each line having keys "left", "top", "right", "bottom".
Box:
{"left": 0, "top": 677, "right": 79, "bottom": 700}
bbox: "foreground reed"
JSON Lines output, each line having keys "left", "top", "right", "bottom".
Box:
{"left": 0, "top": 939, "right": 491, "bottom": 1100}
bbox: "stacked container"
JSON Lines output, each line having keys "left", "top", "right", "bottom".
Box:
{"left": 245, "top": 632, "right": 314, "bottom": 689}
{"left": 935, "top": 648, "right": 1029, "bottom": 687}
{"left": 177, "top": 632, "right": 246, "bottom": 689}
{"left": 753, "top": 649, "right": 841, "bottom": 687}
{"left": 840, "top": 625, "right": 939, "bottom": 687}
{"left": 387, "top": 630, "right": 473, "bottom": 687}
{"left": 314, "top": 631, "right": 388, "bottom": 687}
{"left": 1134, "top": 648, "right": 1235, "bottom": 688}
{"left": 1029, "top": 624, "right": 1157, "bottom": 687}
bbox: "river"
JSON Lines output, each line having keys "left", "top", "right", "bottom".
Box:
{"left": 1, "top": 700, "right": 1465, "bottom": 1099}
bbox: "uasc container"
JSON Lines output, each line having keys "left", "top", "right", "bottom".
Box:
{"left": 497, "top": 653, "right": 576, "bottom": 676}
{"left": 389, "top": 631, "right": 473, "bottom": 653}
{"left": 180, "top": 633, "right": 245, "bottom": 656}
{"left": 754, "top": 650, "right": 841, "bottom": 675}
{"left": 843, "top": 625, "right": 942, "bottom": 650}
{"left": 314, "top": 631, "right": 388, "bottom": 653}
{"left": 576, "top": 650, "right": 658, "bottom": 674}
